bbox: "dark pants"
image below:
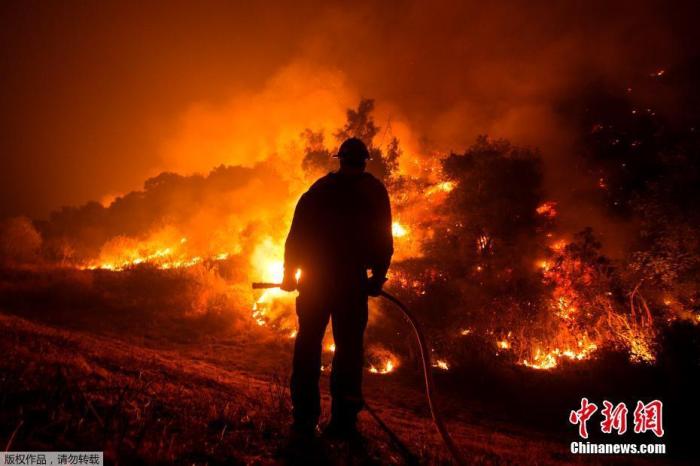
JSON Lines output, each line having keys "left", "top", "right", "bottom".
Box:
{"left": 290, "top": 289, "right": 368, "bottom": 427}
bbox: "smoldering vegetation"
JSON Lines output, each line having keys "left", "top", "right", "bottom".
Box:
{"left": 36, "top": 163, "right": 292, "bottom": 263}
{"left": 0, "top": 64, "right": 699, "bottom": 461}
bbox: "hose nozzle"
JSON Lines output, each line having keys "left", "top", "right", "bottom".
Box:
{"left": 252, "top": 282, "right": 282, "bottom": 289}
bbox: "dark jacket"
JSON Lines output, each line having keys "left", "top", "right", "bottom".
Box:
{"left": 284, "top": 171, "right": 393, "bottom": 293}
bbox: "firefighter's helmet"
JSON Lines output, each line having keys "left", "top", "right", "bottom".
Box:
{"left": 336, "top": 137, "right": 370, "bottom": 162}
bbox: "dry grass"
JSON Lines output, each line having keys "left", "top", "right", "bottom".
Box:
{"left": 0, "top": 312, "right": 595, "bottom": 465}
{"left": 0, "top": 264, "right": 679, "bottom": 465}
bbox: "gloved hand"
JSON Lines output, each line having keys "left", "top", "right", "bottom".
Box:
{"left": 366, "top": 275, "right": 387, "bottom": 297}
{"left": 280, "top": 270, "right": 298, "bottom": 292}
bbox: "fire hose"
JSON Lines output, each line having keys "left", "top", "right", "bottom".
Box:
{"left": 252, "top": 282, "right": 466, "bottom": 466}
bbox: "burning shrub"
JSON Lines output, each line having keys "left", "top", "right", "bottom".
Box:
{"left": 366, "top": 345, "right": 399, "bottom": 374}
{"left": 4, "top": 96, "right": 697, "bottom": 378}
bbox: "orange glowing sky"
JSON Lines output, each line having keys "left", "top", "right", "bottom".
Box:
{"left": 1, "top": 0, "right": 698, "bottom": 218}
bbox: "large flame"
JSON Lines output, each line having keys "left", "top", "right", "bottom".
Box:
{"left": 50, "top": 100, "right": 673, "bottom": 377}
{"left": 72, "top": 176, "right": 662, "bottom": 373}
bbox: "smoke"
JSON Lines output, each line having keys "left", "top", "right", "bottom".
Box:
{"left": 38, "top": 163, "right": 298, "bottom": 270}
{"left": 4, "top": 0, "right": 698, "bottom": 220}
{"left": 12, "top": 0, "right": 697, "bottom": 313}
{"left": 159, "top": 64, "right": 358, "bottom": 174}
{"left": 134, "top": 1, "right": 696, "bottom": 258}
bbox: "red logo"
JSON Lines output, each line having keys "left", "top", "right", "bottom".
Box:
{"left": 633, "top": 400, "right": 664, "bottom": 438}
{"left": 600, "top": 400, "right": 628, "bottom": 435}
{"left": 570, "top": 399, "right": 664, "bottom": 438}
{"left": 569, "top": 398, "right": 598, "bottom": 439}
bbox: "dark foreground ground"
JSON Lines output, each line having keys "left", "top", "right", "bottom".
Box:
{"left": 0, "top": 267, "right": 696, "bottom": 465}
{"left": 1, "top": 312, "right": 573, "bottom": 465}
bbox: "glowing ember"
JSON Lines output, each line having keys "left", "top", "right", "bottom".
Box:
{"left": 521, "top": 340, "right": 598, "bottom": 370}
{"left": 537, "top": 259, "right": 552, "bottom": 272}
{"left": 432, "top": 359, "right": 450, "bottom": 370}
{"left": 476, "top": 234, "right": 491, "bottom": 252}
{"left": 367, "top": 347, "right": 399, "bottom": 374}
{"left": 369, "top": 359, "right": 395, "bottom": 374}
{"left": 426, "top": 180, "right": 455, "bottom": 195}
{"left": 496, "top": 339, "right": 511, "bottom": 350}
{"left": 392, "top": 221, "right": 408, "bottom": 238}
{"left": 536, "top": 201, "right": 558, "bottom": 218}
{"left": 554, "top": 295, "right": 577, "bottom": 320}
{"left": 550, "top": 239, "right": 567, "bottom": 252}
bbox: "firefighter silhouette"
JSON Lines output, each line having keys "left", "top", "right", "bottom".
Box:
{"left": 282, "top": 137, "right": 393, "bottom": 438}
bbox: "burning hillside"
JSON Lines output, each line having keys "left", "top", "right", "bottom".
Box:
{"left": 2, "top": 91, "right": 698, "bottom": 378}
{"left": 3, "top": 3, "right": 700, "bottom": 464}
